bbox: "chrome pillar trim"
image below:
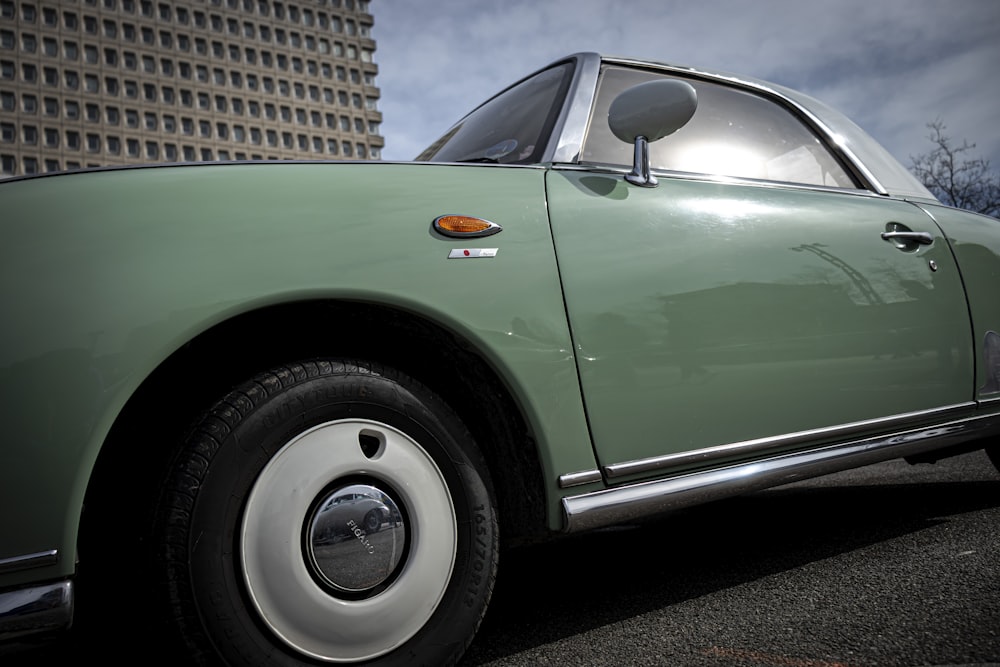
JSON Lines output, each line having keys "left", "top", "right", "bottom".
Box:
{"left": 604, "top": 403, "right": 977, "bottom": 479}
{"left": 557, "top": 469, "right": 603, "bottom": 489}
{"left": 548, "top": 53, "right": 602, "bottom": 164}
{"left": 564, "top": 410, "right": 1000, "bottom": 534}
{"left": 0, "top": 550, "right": 59, "bottom": 575}
{"left": 0, "top": 580, "right": 74, "bottom": 641}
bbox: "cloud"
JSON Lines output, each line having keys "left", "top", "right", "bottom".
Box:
{"left": 373, "top": 0, "right": 999, "bottom": 169}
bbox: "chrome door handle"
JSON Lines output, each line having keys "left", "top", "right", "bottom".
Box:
{"left": 880, "top": 231, "right": 934, "bottom": 245}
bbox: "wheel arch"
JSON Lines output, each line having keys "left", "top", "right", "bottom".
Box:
{"left": 81, "top": 299, "right": 549, "bottom": 574}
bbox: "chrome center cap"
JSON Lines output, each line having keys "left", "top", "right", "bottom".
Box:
{"left": 306, "top": 483, "right": 407, "bottom": 594}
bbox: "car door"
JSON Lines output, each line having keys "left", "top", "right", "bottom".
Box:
{"left": 547, "top": 66, "right": 974, "bottom": 482}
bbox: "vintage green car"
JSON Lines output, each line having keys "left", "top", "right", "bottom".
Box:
{"left": 2, "top": 52, "right": 998, "bottom": 664}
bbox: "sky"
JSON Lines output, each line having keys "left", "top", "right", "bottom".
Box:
{"left": 370, "top": 0, "right": 1000, "bottom": 174}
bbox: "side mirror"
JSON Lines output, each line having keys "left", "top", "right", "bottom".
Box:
{"left": 608, "top": 80, "right": 698, "bottom": 187}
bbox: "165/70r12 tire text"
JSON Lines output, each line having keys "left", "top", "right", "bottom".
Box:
{"left": 157, "top": 359, "right": 498, "bottom": 665}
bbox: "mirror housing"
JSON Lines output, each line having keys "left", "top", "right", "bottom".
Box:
{"left": 608, "top": 79, "right": 698, "bottom": 187}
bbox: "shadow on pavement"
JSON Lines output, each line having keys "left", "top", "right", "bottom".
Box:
{"left": 461, "top": 466, "right": 1000, "bottom": 665}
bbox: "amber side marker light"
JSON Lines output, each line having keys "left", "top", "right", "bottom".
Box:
{"left": 432, "top": 215, "right": 503, "bottom": 238}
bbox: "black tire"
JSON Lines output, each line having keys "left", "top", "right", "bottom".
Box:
{"left": 157, "top": 360, "right": 498, "bottom": 665}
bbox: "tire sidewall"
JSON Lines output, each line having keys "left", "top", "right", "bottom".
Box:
{"left": 175, "top": 362, "right": 496, "bottom": 666}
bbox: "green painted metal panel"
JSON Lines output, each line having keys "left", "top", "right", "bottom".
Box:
{"left": 0, "top": 162, "right": 596, "bottom": 585}
{"left": 546, "top": 169, "right": 974, "bottom": 475}
{"left": 918, "top": 203, "right": 1000, "bottom": 400}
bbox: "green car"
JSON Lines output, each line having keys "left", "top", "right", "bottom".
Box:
{"left": 2, "top": 52, "right": 998, "bottom": 664}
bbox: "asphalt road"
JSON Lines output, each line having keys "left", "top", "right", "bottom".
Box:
{"left": 461, "top": 450, "right": 1000, "bottom": 667}
{"left": 6, "top": 450, "right": 998, "bottom": 666}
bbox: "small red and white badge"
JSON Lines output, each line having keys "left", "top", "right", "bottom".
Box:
{"left": 447, "top": 248, "right": 499, "bottom": 259}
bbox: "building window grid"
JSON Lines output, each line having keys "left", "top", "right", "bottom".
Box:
{"left": 0, "top": 2, "right": 381, "bottom": 174}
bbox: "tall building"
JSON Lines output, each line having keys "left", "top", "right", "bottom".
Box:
{"left": 0, "top": 0, "right": 383, "bottom": 178}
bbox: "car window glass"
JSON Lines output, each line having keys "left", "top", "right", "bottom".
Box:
{"left": 416, "top": 62, "right": 574, "bottom": 164}
{"left": 582, "top": 66, "right": 856, "bottom": 188}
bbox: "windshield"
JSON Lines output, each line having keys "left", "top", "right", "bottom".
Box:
{"left": 416, "top": 62, "right": 575, "bottom": 164}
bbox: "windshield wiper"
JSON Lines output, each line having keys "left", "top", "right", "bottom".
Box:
{"left": 455, "top": 156, "right": 499, "bottom": 164}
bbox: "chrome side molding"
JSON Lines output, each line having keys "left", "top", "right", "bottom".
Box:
{"left": 0, "top": 550, "right": 59, "bottom": 575}
{"left": 562, "top": 410, "right": 1000, "bottom": 533}
{"left": 557, "top": 469, "right": 602, "bottom": 488}
{"left": 602, "top": 403, "right": 976, "bottom": 480}
{"left": 0, "top": 580, "right": 73, "bottom": 642}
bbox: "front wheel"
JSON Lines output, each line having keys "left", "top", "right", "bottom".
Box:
{"left": 157, "top": 360, "right": 498, "bottom": 665}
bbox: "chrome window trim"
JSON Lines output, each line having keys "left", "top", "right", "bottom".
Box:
{"left": 778, "top": 102, "right": 884, "bottom": 194}
{"left": 563, "top": 407, "right": 1000, "bottom": 533}
{"left": 551, "top": 163, "right": 887, "bottom": 199}
{"left": 587, "top": 54, "right": 888, "bottom": 195}
{"left": 604, "top": 402, "right": 977, "bottom": 479}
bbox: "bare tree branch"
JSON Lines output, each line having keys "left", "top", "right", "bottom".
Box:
{"left": 909, "top": 120, "right": 1000, "bottom": 218}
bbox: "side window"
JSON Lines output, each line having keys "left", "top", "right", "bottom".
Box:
{"left": 582, "top": 66, "right": 856, "bottom": 189}
{"left": 416, "top": 61, "right": 575, "bottom": 164}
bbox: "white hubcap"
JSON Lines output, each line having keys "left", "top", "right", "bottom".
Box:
{"left": 241, "top": 419, "right": 457, "bottom": 662}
